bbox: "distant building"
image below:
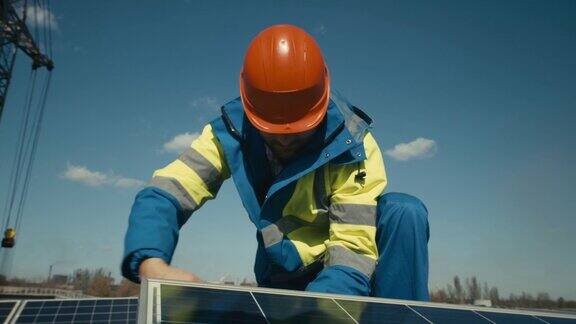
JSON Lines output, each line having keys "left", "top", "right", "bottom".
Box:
{"left": 239, "top": 278, "right": 257, "bottom": 287}
{"left": 50, "top": 275, "right": 69, "bottom": 286}
{"left": 474, "top": 299, "right": 493, "bottom": 307}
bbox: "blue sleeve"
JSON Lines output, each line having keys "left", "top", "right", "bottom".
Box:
{"left": 121, "top": 187, "right": 186, "bottom": 283}
{"left": 306, "top": 265, "right": 371, "bottom": 296}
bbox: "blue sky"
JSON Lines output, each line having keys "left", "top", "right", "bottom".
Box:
{"left": 0, "top": 1, "right": 575, "bottom": 299}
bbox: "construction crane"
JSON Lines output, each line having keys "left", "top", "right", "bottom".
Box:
{"left": 0, "top": 0, "right": 54, "bottom": 253}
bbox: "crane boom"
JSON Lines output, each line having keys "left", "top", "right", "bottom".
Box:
{"left": 0, "top": 0, "right": 53, "bottom": 123}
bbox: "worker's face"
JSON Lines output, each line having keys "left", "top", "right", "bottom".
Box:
{"left": 260, "top": 128, "right": 317, "bottom": 163}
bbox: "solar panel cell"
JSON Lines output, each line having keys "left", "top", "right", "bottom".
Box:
{"left": 73, "top": 313, "right": 92, "bottom": 322}
{"left": 111, "top": 312, "right": 128, "bottom": 320}
{"left": 96, "top": 299, "right": 112, "bottom": 306}
{"left": 114, "top": 299, "right": 129, "bottom": 305}
{"left": 35, "top": 314, "right": 55, "bottom": 322}
{"left": 55, "top": 314, "right": 74, "bottom": 322}
{"left": 78, "top": 300, "right": 94, "bottom": 306}
{"left": 16, "top": 315, "right": 36, "bottom": 323}
{"left": 58, "top": 306, "right": 76, "bottom": 313}
{"left": 39, "top": 306, "right": 57, "bottom": 315}
{"left": 19, "top": 307, "right": 38, "bottom": 316}
{"left": 60, "top": 300, "right": 78, "bottom": 307}
{"left": 92, "top": 312, "right": 109, "bottom": 321}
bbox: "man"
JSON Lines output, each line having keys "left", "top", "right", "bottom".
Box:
{"left": 122, "top": 24, "right": 430, "bottom": 300}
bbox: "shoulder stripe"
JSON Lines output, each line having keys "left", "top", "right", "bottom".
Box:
{"left": 313, "top": 168, "right": 328, "bottom": 213}
{"left": 149, "top": 176, "right": 198, "bottom": 215}
{"left": 178, "top": 147, "right": 223, "bottom": 194}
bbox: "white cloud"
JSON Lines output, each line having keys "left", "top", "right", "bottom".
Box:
{"left": 19, "top": 5, "right": 59, "bottom": 30}
{"left": 61, "top": 164, "right": 144, "bottom": 188}
{"left": 62, "top": 164, "right": 107, "bottom": 186}
{"left": 163, "top": 132, "right": 200, "bottom": 153}
{"left": 385, "top": 138, "right": 437, "bottom": 161}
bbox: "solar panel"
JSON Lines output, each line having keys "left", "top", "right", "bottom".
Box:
{"left": 140, "top": 278, "right": 576, "bottom": 324}
{"left": 10, "top": 297, "right": 138, "bottom": 323}
{"left": 0, "top": 300, "right": 20, "bottom": 323}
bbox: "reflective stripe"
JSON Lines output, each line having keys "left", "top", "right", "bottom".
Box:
{"left": 149, "top": 176, "right": 198, "bottom": 214}
{"left": 262, "top": 214, "right": 330, "bottom": 248}
{"left": 261, "top": 223, "right": 283, "bottom": 248}
{"left": 346, "top": 113, "right": 366, "bottom": 142}
{"left": 313, "top": 168, "right": 328, "bottom": 213}
{"left": 329, "top": 204, "right": 376, "bottom": 226}
{"left": 325, "top": 245, "right": 376, "bottom": 278}
{"left": 331, "top": 93, "right": 369, "bottom": 143}
{"left": 178, "top": 147, "right": 222, "bottom": 193}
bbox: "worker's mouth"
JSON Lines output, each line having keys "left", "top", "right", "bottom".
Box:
{"left": 270, "top": 145, "right": 300, "bottom": 161}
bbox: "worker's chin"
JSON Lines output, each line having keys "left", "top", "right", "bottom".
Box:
{"left": 274, "top": 150, "right": 298, "bottom": 163}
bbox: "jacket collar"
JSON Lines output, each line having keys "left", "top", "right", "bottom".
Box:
{"left": 220, "top": 91, "right": 371, "bottom": 149}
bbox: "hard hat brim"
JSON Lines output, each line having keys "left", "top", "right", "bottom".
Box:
{"left": 240, "top": 74, "right": 330, "bottom": 135}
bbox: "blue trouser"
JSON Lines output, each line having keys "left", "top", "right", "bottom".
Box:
{"left": 262, "top": 192, "right": 430, "bottom": 301}
{"left": 371, "top": 192, "right": 430, "bottom": 301}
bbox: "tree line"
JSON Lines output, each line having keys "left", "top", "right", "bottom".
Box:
{"left": 430, "top": 275, "right": 576, "bottom": 310}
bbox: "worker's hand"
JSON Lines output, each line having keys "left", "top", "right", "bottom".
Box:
{"left": 139, "top": 258, "right": 202, "bottom": 283}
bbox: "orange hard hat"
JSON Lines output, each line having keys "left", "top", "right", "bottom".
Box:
{"left": 240, "top": 24, "right": 330, "bottom": 134}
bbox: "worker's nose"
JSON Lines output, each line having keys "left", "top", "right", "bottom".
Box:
{"left": 275, "top": 135, "right": 292, "bottom": 146}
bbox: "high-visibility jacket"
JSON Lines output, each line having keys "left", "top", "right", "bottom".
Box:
{"left": 122, "top": 92, "right": 387, "bottom": 296}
